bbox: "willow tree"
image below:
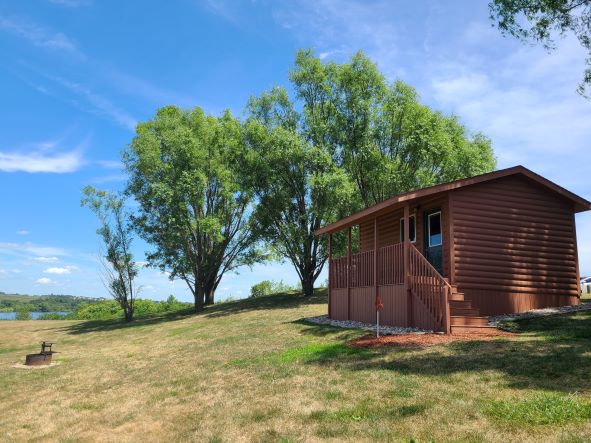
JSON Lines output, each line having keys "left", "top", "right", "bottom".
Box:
{"left": 124, "top": 106, "right": 263, "bottom": 311}
{"left": 291, "top": 49, "right": 497, "bottom": 208}
{"left": 245, "top": 88, "right": 355, "bottom": 297}
{"left": 246, "top": 50, "right": 496, "bottom": 296}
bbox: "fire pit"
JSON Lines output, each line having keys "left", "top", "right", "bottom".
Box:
{"left": 25, "top": 341, "right": 57, "bottom": 366}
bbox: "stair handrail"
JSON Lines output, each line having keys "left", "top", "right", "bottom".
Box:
{"left": 408, "top": 243, "right": 451, "bottom": 333}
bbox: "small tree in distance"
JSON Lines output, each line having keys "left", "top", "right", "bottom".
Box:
{"left": 82, "top": 186, "right": 138, "bottom": 322}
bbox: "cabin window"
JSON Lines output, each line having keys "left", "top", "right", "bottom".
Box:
{"left": 399, "top": 215, "right": 416, "bottom": 243}
{"left": 427, "top": 211, "right": 442, "bottom": 247}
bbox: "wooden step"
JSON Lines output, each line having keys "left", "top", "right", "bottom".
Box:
{"left": 450, "top": 300, "right": 472, "bottom": 310}
{"left": 449, "top": 292, "right": 465, "bottom": 301}
{"left": 451, "top": 316, "right": 489, "bottom": 326}
{"left": 451, "top": 324, "right": 497, "bottom": 334}
{"left": 450, "top": 307, "right": 480, "bottom": 316}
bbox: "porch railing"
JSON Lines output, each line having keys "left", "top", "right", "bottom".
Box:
{"left": 330, "top": 244, "right": 404, "bottom": 289}
{"left": 408, "top": 243, "right": 451, "bottom": 333}
{"left": 378, "top": 243, "right": 404, "bottom": 285}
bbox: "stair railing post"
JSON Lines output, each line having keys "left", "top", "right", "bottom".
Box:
{"left": 404, "top": 204, "right": 412, "bottom": 327}
{"left": 445, "top": 285, "right": 451, "bottom": 334}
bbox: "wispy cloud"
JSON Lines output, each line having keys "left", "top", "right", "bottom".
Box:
{"left": 48, "top": 0, "right": 92, "bottom": 7}
{"left": 16, "top": 230, "right": 29, "bottom": 235}
{"left": 0, "top": 14, "right": 83, "bottom": 58}
{"left": 36, "top": 277, "right": 53, "bottom": 285}
{"left": 0, "top": 138, "right": 87, "bottom": 173}
{"left": 96, "top": 159, "right": 122, "bottom": 169}
{"left": 43, "top": 265, "right": 77, "bottom": 275}
{"left": 47, "top": 76, "right": 138, "bottom": 130}
{"left": 0, "top": 242, "right": 67, "bottom": 257}
{"left": 34, "top": 256, "right": 60, "bottom": 263}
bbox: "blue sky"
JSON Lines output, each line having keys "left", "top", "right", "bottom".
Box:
{"left": 0, "top": 0, "right": 590, "bottom": 302}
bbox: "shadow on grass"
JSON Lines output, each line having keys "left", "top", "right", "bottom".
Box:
{"left": 59, "top": 290, "right": 327, "bottom": 335}
{"left": 298, "top": 311, "right": 591, "bottom": 392}
{"left": 203, "top": 291, "right": 326, "bottom": 318}
{"left": 56, "top": 308, "right": 197, "bottom": 334}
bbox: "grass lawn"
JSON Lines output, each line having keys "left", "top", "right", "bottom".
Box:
{"left": 1, "top": 290, "right": 591, "bottom": 442}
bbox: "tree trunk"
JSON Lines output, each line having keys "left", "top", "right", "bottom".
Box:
{"left": 301, "top": 272, "right": 315, "bottom": 297}
{"left": 204, "top": 277, "right": 216, "bottom": 305}
{"left": 124, "top": 304, "right": 133, "bottom": 322}
{"left": 194, "top": 286, "right": 205, "bottom": 312}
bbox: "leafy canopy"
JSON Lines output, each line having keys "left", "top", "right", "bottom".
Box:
{"left": 124, "top": 106, "right": 264, "bottom": 309}
{"left": 490, "top": 0, "right": 591, "bottom": 96}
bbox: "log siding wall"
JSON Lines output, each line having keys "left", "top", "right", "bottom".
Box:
{"left": 451, "top": 175, "right": 580, "bottom": 315}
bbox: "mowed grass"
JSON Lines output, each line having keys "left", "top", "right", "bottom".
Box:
{"left": 1, "top": 291, "right": 591, "bottom": 442}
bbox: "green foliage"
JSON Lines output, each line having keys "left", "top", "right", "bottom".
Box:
{"left": 82, "top": 186, "right": 138, "bottom": 322}
{"left": 249, "top": 280, "right": 294, "bottom": 298}
{"left": 37, "top": 312, "right": 68, "bottom": 320}
{"left": 15, "top": 308, "right": 31, "bottom": 321}
{"left": 246, "top": 49, "right": 495, "bottom": 296}
{"left": 0, "top": 293, "right": 100, "bottom": 313}
{"left": 489, "top": 0, "right": 591, "bottom": 96}
{"left": 289, "top": 49, "right": 496, "bottom": 208}
{"left": 124, "top": 106, "right": 265, "bottom": 311}
{"left": 70, "top": 297, "right": 192, "bottom": 320}
{"left": 72, "top": 300, "right": 122, "bottom": 320}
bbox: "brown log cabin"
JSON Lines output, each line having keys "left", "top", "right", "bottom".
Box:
{"left": 315, "top": 166, "right": 591, "bottom": 334}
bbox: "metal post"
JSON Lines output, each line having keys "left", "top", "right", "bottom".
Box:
{"left": 374, "top": 217, "right": 379, "bottom": 337}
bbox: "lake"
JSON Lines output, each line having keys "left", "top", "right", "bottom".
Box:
{"left": 0, "top": 312, "right": 70, "bottom": 320}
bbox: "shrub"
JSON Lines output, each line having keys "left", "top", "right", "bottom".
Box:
{"left": 70, "top": 297, "right": 192, "bottom": 320}
{"left": 250, "top": 280, "right": 293, "bottom": 298}
{"left": 15, "top": 308, "right": 31, "bottom": 320}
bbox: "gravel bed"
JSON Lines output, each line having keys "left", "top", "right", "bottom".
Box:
{"left": 302, "top": 315, "right": 433, "bottom": 335}
{"left": 488, "top": 302, "right": 591, "bottom": 326}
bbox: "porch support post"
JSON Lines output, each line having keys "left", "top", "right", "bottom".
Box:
{"left": 347, "top": 227, "right": 352, "bottom": 320}
{"left": 373, "top": 217, "right": 378, "bottom": 322}
{"left": 328, "top": 233, "right": 333, "bottom": 318}
{"left": 404, "top": 204, "right": 412, "bottom": 327}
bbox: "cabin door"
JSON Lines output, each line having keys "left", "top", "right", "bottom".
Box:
{"left": 424, "top": 209, "right": 443, "bottom": 275}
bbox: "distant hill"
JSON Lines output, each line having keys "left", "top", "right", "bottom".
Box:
{"left": 0, "top": 292, "right": 103, "bottom": 312}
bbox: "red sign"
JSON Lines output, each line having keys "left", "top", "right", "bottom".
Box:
{"left": 375, "top": 295, "right": 383, "bottom": 311}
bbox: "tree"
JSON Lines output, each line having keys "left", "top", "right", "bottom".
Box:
{"left": 489, "top": 0, "right": 591, "bottom": 96}
{"left": 245, "top": 90, "right": 355, "bottom": 297}
{"left": 290, "top": 50, "right": 497, "bottom": 208}
{"left": 81, "top": 186, "right": 137, "bottom": 322}
{"left": 246, "top": 51, "right": 493, "bottom": 297}
{"left": 124, "top": 106, "right": 264, "bottom": 311}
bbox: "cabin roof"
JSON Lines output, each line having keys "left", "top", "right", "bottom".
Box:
{"left": 315, "top": 165, "right": 591, "bottom": 235}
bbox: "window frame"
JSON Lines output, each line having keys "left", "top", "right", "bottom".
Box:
{"left": 399, "top": 215, "right": 417, "bottom": 244}
{"left": 427, "top": 211, "right": 442, "bottom": 247}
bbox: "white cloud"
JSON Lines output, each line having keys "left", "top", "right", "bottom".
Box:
{"left": 0, "top": 242, "right": 67, "bottom": 257}
{"left": 16, "top": 230, "right": 29, "bottom": 235}
{"left": 90, "top": 174, "right": 127, "bottom": 184}
{"left": 0, "top": 15, "right": 82, "bottom": 57}
{"left": 96, "top": 160, "right": 122, "bottom": 170}
{"left": 48, "top": 75, "right": 137, "bottom": 130}
{"left": 36, "top": 277, "right": 53, "bottom": 285}
{"left": 33, "top": 256, "right": 60, "bottom": 263}
{"left": 43, "top": 265, "right": 77, "bottom": 275}
{"left": 0, "top": 137, "right": 87, "bottom": 173}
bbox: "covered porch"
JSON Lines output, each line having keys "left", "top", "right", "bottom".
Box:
{"left": 324, "top": 201, "right": 454, "bottom": 333}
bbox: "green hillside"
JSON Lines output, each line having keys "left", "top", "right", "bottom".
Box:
{"left": 1, "top": 291, "right": 590, "bottom": 441}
